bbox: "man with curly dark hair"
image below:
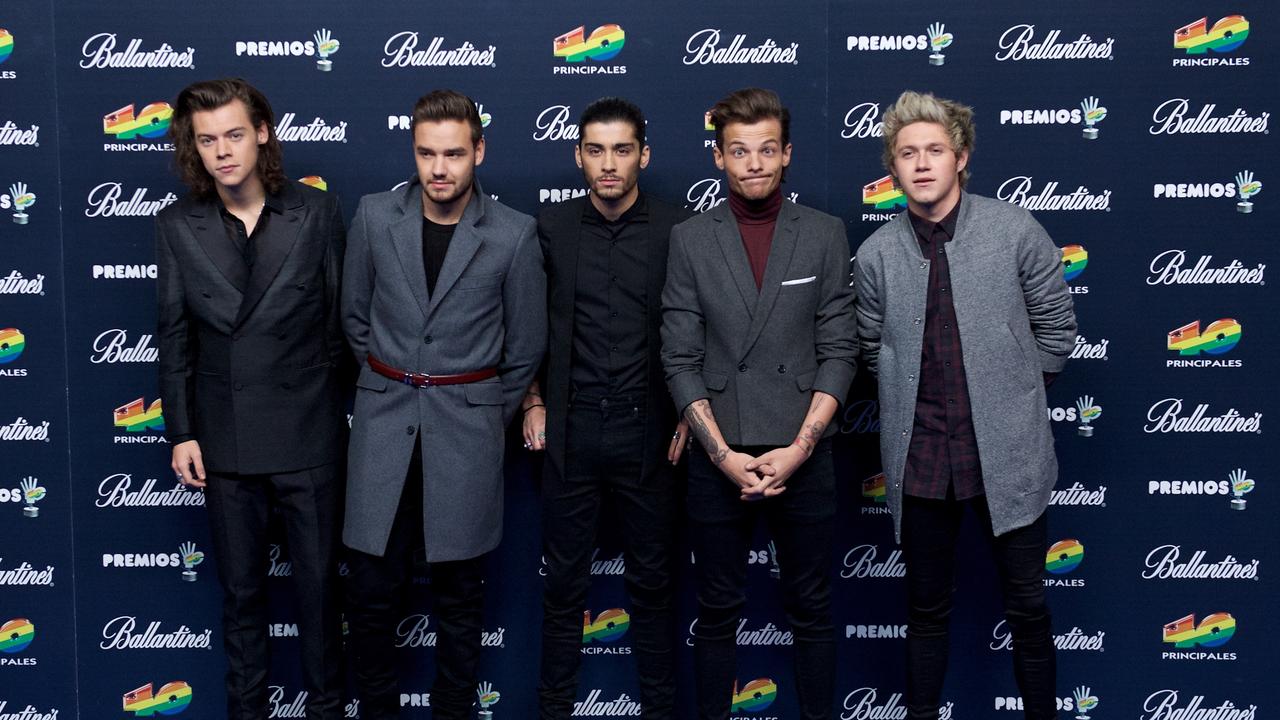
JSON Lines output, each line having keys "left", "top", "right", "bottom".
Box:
{"left": 155, "top": 77, "right": 349, "bottom": 720}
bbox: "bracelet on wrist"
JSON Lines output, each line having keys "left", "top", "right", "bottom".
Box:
{"left": 523, "top": 404, "right": 545, "bottom": 413}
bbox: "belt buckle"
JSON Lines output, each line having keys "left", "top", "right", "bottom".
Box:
{"left": 403, "top": 372, "right": 432, "bottom": 387}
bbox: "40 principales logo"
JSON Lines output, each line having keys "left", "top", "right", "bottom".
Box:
{"left": 582, "top": 609, "right": 630, "bottom": 654}
{"left": 122, "top": 681, "right": 193, "bottom": 716}
{"left": 1162, "top": 612, "right": 1237, "bottom": 661}
{"left": 103, "top": 102, "right": 175, "bottom": 152}
{"left": 0, "top": 618, "right": 34, "bottom": 655}
{"left": 0, "top": 29, "right": 17, "bottom": 79}
{"left": 553, "top": 24, "right": 624, "bottom": 74}
{"left": 1167, "top": 319, "right": 1242, "bottom": 367}
{"left": 731, "top": 677, "right": 777, "bottom": 713}
{"left": 1174, "top": 15, "right": 1251, "bottom": 67}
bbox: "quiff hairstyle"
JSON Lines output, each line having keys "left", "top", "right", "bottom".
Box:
{"left": 411, "top": 89, "right": 484, "bottom": 146}
{"left": 881, "top": 90, "right": 975, "bottom": 188}
{"left": 708, "top": 87, "right": 790, "bottom": 150}
{"left": 170, "top": 78, "right": 286, "bottom": 197}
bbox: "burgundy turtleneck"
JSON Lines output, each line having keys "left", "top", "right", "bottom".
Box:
{"left": 728, "top": 187, "right": 783, "bottom": 290}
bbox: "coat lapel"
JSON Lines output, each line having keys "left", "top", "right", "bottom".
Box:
{"left": 740, "top": 202, "right": 800, "bottom": 357}
{"left": 710, "top": 203, "right": 758, "bottom": 320}
{"left": 235, "top": 184, "right": 307, "bottom": 327}
{"left": 390, "top": 185, "right": 431, "bottom": 320}
{"left": 424, "top": 186, "right": 486, "bottom": 320}
{"left": 185, "top": 197, "right": 248, "bottom": 293}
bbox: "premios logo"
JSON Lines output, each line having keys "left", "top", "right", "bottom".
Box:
{"left": 582, "top": 609, "right": 630, "bottom": 654}
{"left": 1167, "top": 319, "right": 1242, "bottom": 368}
{"left": 1174, "top": 16, "right": 1251, "bottom": 67}
{"left": 994, "top": 695, "right": 1089, "bottom": 714}
{"left": 1045, "top": 539, "right": 1084, "bottom": 576}
{"left": 5, "top": 476, "right": 47, "bottom": 518}
{"left": 122, "top": 681, "right": 193, "bottom": 716}
{"left": 1147, "top": 249, "right": 1265, "bottom": 286}
{"left": 0, "top": 327, "right": 26, "bottom": 366}
{"left": 103, "top": 103, "right": 175, "bottom": 152}
{"left": 0, "top": 120, "right": 39, "bottom": 146}
{"left": 1046, "top": 396, "right": 1102, "bottom": 436}
{"left": 0, "top": 618, "right": 34, "bottom": 654}
{"left": 683, "top": 29, "right": 797, "bottom": 66}
{"left": 840, "top": 544, "right": 905, "bottom": 580}
{"left": 731, "top": 678, "right": 777, "bottom": 713}
{"left": 1162, "top": 612, "right": 1237, "bottom": 661}
{"left": 1235, "top": 170, "right": 1261, "bottom": 213}
{"left": 1144, "top": 398, "right": 1261, "bottom": 434}
{"left": 1142, "top": 690, "right": 1257, "bottom": 720}
{"left": 79, "top": 32, "right": 194, "bottom": 69}
{"left": 114, "top": 397, "right": 166, "bottom": 438}
{"left": 997, "top": 176, "right": 1111, "bottom": 211}
{"left": 1142, "top": 544, "right": 1259, "bottom": 581}
{"left": 382, "top": 30, "right": 496, "bottom": 68}
{"left": 234, "top": 29, "right": 343, "bottom": 72}
{"left": 995, "top": 24, "right": 1114, "bottom": 61}
{"left": 553, "top": 24, "right": 625, "bottom": 74}
{"left": 1074, "top": 687, "right": 1100, "bottom": 719}
{"left": 991, "top": 620, "right": 1106, "bottom": 652}
{"left": 1149, "top": 467, "right": 1259, "bottom": 511}
{"left": 3, "top": 181, "right": 36, "bottom": 224}
{"left": 1149, "top": 99, "right": 1268, "bottom": 135}
{"left": 846, "top": 22, "right": 952, "bottom": 65}
{"left": 998, "top": 96, "right": 1107, "bottom": 140}
{"left": 389, "top": 102, "right": 490, "bottom": 132}
{"left": 85, "top": 182, "right": 178, "bottom": 218}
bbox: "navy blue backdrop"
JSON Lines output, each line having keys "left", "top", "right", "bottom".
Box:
{"left": 1, "top": 2, "right": 1275, "bottom": 718}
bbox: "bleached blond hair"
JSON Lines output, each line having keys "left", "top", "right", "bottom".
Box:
{"left": 881, "top": 90, "right": 975, "bottom": 187}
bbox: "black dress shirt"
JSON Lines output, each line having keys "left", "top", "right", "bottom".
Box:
{"left": 571, "top": 195, "right": 650, "bottom": 397}
{"left": 218, "top": 191, "right": 284, "bottom": 269}
{"left": 903, "top": 198, "right": 984, "bottom": 500}
{"left": 422, "top": 217, "right": 456, "bottom": 297}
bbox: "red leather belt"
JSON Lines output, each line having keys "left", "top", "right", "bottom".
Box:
{"left": 367, "top": 354, "right": 497, "bottom": 388}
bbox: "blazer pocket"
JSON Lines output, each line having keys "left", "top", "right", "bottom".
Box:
{"left": 795, "top": 370, "right": 816, "bottom": 393}
{"left": 702, "top": 370, "right": 728, "bottom": 392}
{"left": 780, "top": 275, "right": 817, "bottom": 286}
{"left": 456, "top": 272, "right": 503, "bottom": 291}
{"left": 356, "top": 366, "right": 389, "bottom": 393}
{"left": 463, "top": 381, "right": 505, "bottom": 405}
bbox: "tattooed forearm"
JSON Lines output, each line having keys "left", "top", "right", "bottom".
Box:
{"left": 684, "top": 400, "right": 729, "bottom": 465}
{"left": 794, "top": 420, "right": 826, "bottom": 457}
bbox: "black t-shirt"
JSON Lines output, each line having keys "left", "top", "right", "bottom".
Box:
{"left": 422, "top": 217, "right": 457, "bottom": 297}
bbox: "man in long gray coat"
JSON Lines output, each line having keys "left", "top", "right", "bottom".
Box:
{"left": 341, "top": 90, "right": 545, "bottom": 720}
{"left": 852, "top": 91, "right": 1076, "bottom": 720}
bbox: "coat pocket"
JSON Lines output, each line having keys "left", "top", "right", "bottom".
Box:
{"left": 795, "top": 369, "right": 816, "bottom": 393}
{"left": 463, "top": 381, "right": 504, "bottom": 405}
{"left": 456, "top": 272, "right": 503, "bottom": 291}
{"left": 702, "top": 370, "right": 728, "bottom": 392}
{"left": 355, "top": 365, "right": 389, "bottom": 392}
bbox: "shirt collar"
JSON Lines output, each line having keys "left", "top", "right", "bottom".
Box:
{"left": 908, "top": 195, "right": 961, "bottom": 243}
{"left": 584, "top": 192, "right": 648, "bottom": 226}
{"left": 218, "top": 188, "right": 284, "bottom": 218}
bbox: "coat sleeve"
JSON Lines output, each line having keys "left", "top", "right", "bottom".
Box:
{"left": 154, "top": 216, "right": 195, "bottom": 444}
{"left": 341, "top": 198, "right": 374, "bottom": 366}
{"left": 851, "top": 244, "right": 884, "bottom": 378}
{"left": 660, "top": 222, "right": 708, "bottom": 413}
{"left": 1017, "top": 215, "right": 1077, "bottom": 372}
{"left": 498, "top": 216, "right": 548, "bottom": 425}
{"left": 812, "top": 216, "right": 858, "bottom": 402}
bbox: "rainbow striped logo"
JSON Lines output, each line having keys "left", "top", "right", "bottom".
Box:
{"left": 123, "top": 681, "right": 193, "bottom": 717}
{"left": 863, "top": 175, "right": 906, "bottom": 210}
{"left": 731, "top": 678, "right": 778, "bottom": 713}
{"left": 299, "top": 176, "right": 328, "bottom": 191}
{"left": 582, "top": 608, "right": 630, "bottom": 643}
{"left": 1175, "top": 16, "right": 1250, "bottom": 54}
{"left": 104, "top": 102, "right": 174, "bottom": 140}
{"left": 1061, "top": 245, "right": 1088, "bottom": 281}
{"left": 1045, "top": 539, "right": 1084, "bottom": 575}
{"left": 554, "top": 24, "right": 625, "bottom": 62}
{"left": 114, "top": 397, "right": 165, "bottom": 432}
{"left": 1167, "top": 319, "right": 1242, "bottom": 356}
{"left": 0, "top": 327, "right": 26, "bottom": 364}
{"left": 0, "top": 29, "right": 14, "bottom": 65}
{"left": 0, "top": 618, "right": 34, "bottom": 653}
{"left": 1163, "top": 612, "right": 1236, "bottom": 648}
{"left": 862, "top": 473, "right": 886, "bottom": 502}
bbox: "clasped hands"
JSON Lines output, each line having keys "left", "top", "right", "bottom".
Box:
{"left": 718, "top": 444, "right": 809, "bottom": 501}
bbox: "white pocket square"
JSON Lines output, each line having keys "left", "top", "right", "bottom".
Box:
{"left": 780, "top": 276, "right": 816, "bottom": 286}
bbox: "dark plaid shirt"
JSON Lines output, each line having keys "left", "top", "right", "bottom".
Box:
{"left": 903, "top": 199, "right": 984, "bottom": 500}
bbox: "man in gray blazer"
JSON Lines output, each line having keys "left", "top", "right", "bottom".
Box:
{"left": 341, "top": 90, "right": 545, "bottom": 720}
{"left": 662, "top": 88, "right": 857, "bottom": 720}
{"left": 853, "top": 91, "right": 1076, "bottom": 720}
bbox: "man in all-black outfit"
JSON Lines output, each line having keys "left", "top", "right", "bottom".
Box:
{"left": 522, "top": 97, "right": 692, "bottom": 720}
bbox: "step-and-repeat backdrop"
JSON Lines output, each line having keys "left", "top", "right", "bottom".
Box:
{"left": 2, "top": 1, "right": 1275, "bottom": 718}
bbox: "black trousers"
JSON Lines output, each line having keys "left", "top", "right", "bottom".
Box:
{"left": 686, "top": 440, "right": 836, "bottom": 720}
{"left": 901, "top": 493, "right": 1057, "bottom": 720}
{"left": 203, "top": 463, "right": 344, "bottom": 720}
{"left": 345, "top": 439, "right": 486, "bottom": 720}
{"left": 538, "top": 397, "right": 678, "bottom": 720}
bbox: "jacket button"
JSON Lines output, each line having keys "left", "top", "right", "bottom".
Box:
{"left": 201, "top": 291, "right": 212, "bottom": 299}
{"left": 907, "top": 374, "right": 915, "bottom": 382}
{"left": 777, "top": 365, "right": 787, "bottom": 374}
{"left": 919, "top": 261, "right": 927, "bottom": 269}
{"left": 901, "top": 429, "right": 908, "bottom": 437}
{"left": 914, "top": 317, "right": 921, "bottom": 325}
{"left": 738, "top": 363, "right": 748, "bottom": 373}
{"left": 424, "top": 335, "right": 433, "bottom": 344}
{"left": 406, "top": 426, "right": 416, "bottom": 435}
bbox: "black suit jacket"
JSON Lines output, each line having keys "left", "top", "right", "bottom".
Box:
{"left": 537, "top": 193, "right": 692, "bottom": 485}
{"left": 155, "top": 181, "right": 348, "bottom": 474}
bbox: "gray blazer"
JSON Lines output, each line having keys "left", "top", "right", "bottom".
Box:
{"left": 341, "top": 178, "right": 546, "bottom": 561}
{"left": 853, "top": 192, "right": 1077, "bottom": 539}
{"left": 661, "top": 200, "right": 857, "bottom": 446}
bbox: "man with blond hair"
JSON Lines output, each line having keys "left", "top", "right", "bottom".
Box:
{"left": 853, "top": 90, "right": 1076, "bottom": 720}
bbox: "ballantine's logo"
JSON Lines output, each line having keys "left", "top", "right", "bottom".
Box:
{"left": 393, "top": 614, "right": 505, "bottom": 649}
{"left": 1070, "top": 336, "right": 1108, "bottom": 360}
{"left": 114, "top": 397, "right": 166, "bottom": 435}
{"left": 1145, "top": 399, "right": 1260, "bottom": 434}
{"left": 91, "top": 329, "right": 158, "bottom": 363}
{"left": 583, "top": 609, "right": 630, "bottom": 644}
{"left": 1147, "top": 250, "right": 1265, "bottom": 285}
{"left": 122, "top": 681, "right": 192, "bottom": 716}
{"left": 4, "top": 182, "right": 36, "bottom": 223}
{"left": 100, "top": 616, "right": 213, "bottom": 650}
{"left": 80, "top": 33, "right": 195, "bottom": 69}
{"left": 682, "top": 29, "right": 798, "bottom": 65}
{"left": 0, "top": 418, "right": 50, "bottom": 442}
{"left": 840, "top": 399, "right": 880, "bottom": 434}
{"left": 299, "top": 176, "right": 327, "bottom": 191}
{"left": 686, "top": 178, "right": 726, "bottom": 213}
{"left": 841, "top": 103, "right": 882, "bottom": 139}
{"left": 1163, "top": 612, "right": 1236, "bottom": 655}
{"left": 533, "top": 105, "right": 578, "bottom": 142}
{"left": 731, "top": 678, "right": 777, "bottom": 713}
{"left": 862, "top": 175, "right": 905, "bottom": 210}
{"left": 572, "top": 690, "right": 641, "bottom": 717}
{"left": 0, "top": 328, "right": 26, "bottom": 364}
{"left": 1061, "top": 244, "right": 1087, "bottom": 281}
{"left": 96, "top": 473, "right": 205, "bottom": 508}
{"left": 1149, "top": 99, "right": 1269, "bottom": 135}
{"left": 540, "top": 548, "right": 624, "bottom": 577}
{"left": 841, "top": 688, "right": 954, "bottom": 720}
{"left": 382, "top": 31, "right": 496, "bottom": 68}
{"left": 1143, "top": 545, "right": 1259, "bottom": 580}
{"left": 0, "top": 558, "right": 54, "bottom": 585}
{"left": 1142, "top": 690, "right": 1256, "bottom": 719}
{"left": 1168, "top": 319, "right": 1242, "bottom": 368}
{"left": 1049, "top": 481, "right": 1106, "bottom": 506}
{"left": 0, "top": 121, "right": 38, "bottom": 146}
{"left": 0, "top": 701, "right": 58, "bottom": 719}
{"left": 991, "top": 620, "right": 1105, "bottom": 652}
{"left": 995, "top": 25, "right": 1114, "bottom": 61}
{"left": 841, "top": 544, "right": 905, "bottom": 579}
{"left": 0, "top": 618, "right": 34, "bottom": 653}
{"left": 1174, "top": 16, "right": 1250, "bottom": 66}
{"left": 1045, "top": 539, "right": 1084, "bottom": 574}
{"left": 686, "top": 617, "right": 793, "bottom": 647}
{"left": 104, "top": 103, "right": 173, "bottom": 140}
{"left": 997, "top": 177, "right": 1111, "bottom": 211}
{"left": 275, "top": 113, "right": 347, "bottom": 143}
{"left": 85, "top": 183, "right": 178, "bottom": 218}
